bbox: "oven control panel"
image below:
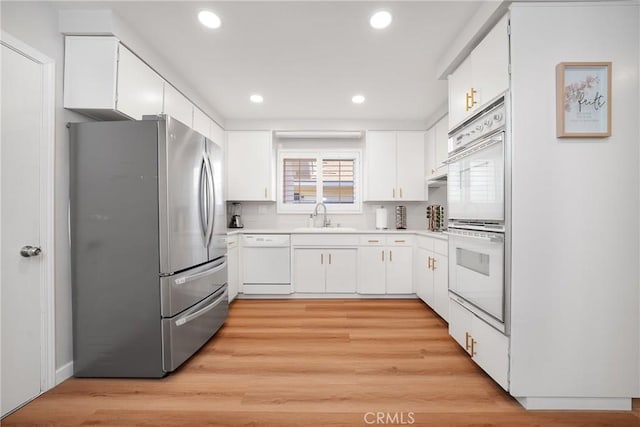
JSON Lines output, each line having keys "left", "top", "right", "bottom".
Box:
{"left": 448, "top": 102, "right": 506, "bottom": 155}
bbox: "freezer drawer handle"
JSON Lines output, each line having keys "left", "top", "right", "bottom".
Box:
{"left": 174, "top": 260, "right": 227, "bottom": 285}
{"left": 175, "top": 292, "right": 226, "bottom": 327}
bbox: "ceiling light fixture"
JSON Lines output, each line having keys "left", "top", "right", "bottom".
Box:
{"left": 250, "top": 94, "right": 264, "bottom": 104}
{"left": 198, "top": 10, "right": 221, "bottom": 29}
{"left": 352, "top": 94, "right": 366, "bottom": 104}
{"left": 369, "top": 10, "right": 392, "bottom": 29}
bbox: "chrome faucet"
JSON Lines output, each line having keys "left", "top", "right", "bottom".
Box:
{"left": 313, "top": 202, "right": 329, "bottom": 227}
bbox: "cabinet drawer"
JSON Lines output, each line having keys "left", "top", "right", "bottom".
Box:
{"left": 359, "top": 235, "right": 385, "bottom": 246}
{"left": 227, "top": 235, "right": 239, "bottom": 249}
{"left": 386, "top": 235, "right": 413, "bottom": 246}
{"left": 448, "top": 297, "right": 473, "bottom": 350}
{"left": 292, "top": 234, "right": 359, "bottom": 246}
{"left": 433, "top": 239, "right": 448, "bottom": 256}
{"left": 416, "top": 236, "right": 434, "bottom": 251}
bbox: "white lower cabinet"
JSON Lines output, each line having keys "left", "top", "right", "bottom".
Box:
{"left": 415, "top": 236, "right": 448, "bottom": 321}
{"left": 293, "top": 248, "right": 357, "bottom": 293}
{"left": 449, "top": 298, "right": 509, "bottom": 390}
{"left": 227, "top": 236, "right": 239, "bottom": 301}
{"left": 357, "top": 235, "right": 413, "bottom": 294}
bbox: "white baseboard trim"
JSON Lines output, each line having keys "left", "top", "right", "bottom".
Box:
{"left": 55, "top": 361, "right": 73, "bottom": 385}
{"left": 238, "top": 293, "right": 419, "bottom": 299}
{"left": 516, "top": 396, "right": 632, "bottom": 411}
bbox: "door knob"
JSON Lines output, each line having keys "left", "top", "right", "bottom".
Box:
{"left": 20, "top": 245, "right": 42, "bottom": 258}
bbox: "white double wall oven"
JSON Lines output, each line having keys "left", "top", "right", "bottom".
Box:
{"left": 446, "top": 96, "right": 510, "bottom": 333}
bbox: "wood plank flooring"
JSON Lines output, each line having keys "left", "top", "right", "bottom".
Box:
{"left": 4, "top": 299, "right": 639, "bottom": 426}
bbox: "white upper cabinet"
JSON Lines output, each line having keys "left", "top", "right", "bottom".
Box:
{"left": 193, "top": 107, "right": 212, "bottom": 139}
{"left": 365, "top": 131, "right": 426, "bottom": 201}
{"left": 116, "top": 46, "right": 164, "bottom": 120}
{"left": 448, "top": 15, "right": 509, "bottom": 130}
{"left": 226, "top": 131, "right": 275, "bottom": 201}
{"left": 64, "top": 36, "right": 164, "bottom": 120}
{"left": 210, "top": 121, "right": 225, "bottom": 148}
{"left": 163, "top": 84, "right": 193, "bottom": 128}
{"left": 426, "top": 115, "right": 449, "bottom": 180}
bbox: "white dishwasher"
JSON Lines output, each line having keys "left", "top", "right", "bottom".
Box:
{"left": 241, "top": 234, "right": 291, "bottom": 294}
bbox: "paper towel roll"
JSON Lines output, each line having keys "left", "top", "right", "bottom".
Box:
{"left": 375, "top": 207, "right": 388, "bottom": 230}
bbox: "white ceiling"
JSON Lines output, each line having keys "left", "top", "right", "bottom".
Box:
{"left": 57, "top": 1, "right": 483, "bottom": 121}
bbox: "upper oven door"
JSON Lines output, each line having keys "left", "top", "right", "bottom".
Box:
{"left": 447, "top": 228, "right": 504, "bottom": 322}
{"left": 447, "top": 133, "right": 505, "bottom": 222}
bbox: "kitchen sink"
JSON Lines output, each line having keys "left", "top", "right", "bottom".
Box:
{"left": 293, "top": 227, "right": 357, "bottom": 233}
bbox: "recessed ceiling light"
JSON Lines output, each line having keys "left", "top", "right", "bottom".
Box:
{"left": 370, "top": 10, "right": 392, "bottom": 29}
{"left": 250, "top": 94, "right": 264, "bottom": 104}
{"left": 198, "top": 10, "right": 221, "bottom": 29}
{"left": 352, "top": 94, "right": 365, "bottom": 104}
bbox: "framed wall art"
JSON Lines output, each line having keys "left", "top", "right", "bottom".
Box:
{"left": 556, "top": 62, "right": 612, "bottom": 138}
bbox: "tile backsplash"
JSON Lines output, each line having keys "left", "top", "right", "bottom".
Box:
{"left": 227, "top": 185, "right": 447, "bottom": 231}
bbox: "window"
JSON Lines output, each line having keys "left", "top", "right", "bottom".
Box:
{"left": 278, "top": 150, "right": 361, "bottom": 213}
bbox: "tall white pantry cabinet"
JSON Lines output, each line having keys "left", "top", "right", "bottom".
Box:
{"left": 449, "top": 3, "right": 639, "bottom": 410}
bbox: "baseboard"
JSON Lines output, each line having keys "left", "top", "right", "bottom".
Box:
{"left": 237, "top": 293, "right": 419, "bottom": 299}
{"left": 516, "top": 396, "right": 632, "bottom": 411}
{"left": 55, "top": 361, "right": 73, "bottom": 385}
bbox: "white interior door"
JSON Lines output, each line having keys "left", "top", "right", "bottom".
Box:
{"left": 1, "top": 41, "right": 49, "bottom": 417}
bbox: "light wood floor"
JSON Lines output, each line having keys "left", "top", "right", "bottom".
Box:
{"left": 4, "top": 299, "right": 639, "bottom": 426}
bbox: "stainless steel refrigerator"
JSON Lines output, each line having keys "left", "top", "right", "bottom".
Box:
{"left": 69, "top": 116, "right": 228, "bottom": 377}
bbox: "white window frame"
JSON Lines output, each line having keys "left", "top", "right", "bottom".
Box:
{"left": 277, "top": 148, "right": 362, "bottom": 214}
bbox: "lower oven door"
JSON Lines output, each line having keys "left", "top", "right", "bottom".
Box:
{"left": 162, "top": 284, "right": 228, "bottom": 372}
{"left": 447, "top": 228, "right": 504, "bottom": 322}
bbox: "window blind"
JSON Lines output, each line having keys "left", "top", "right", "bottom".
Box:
{"left": 322, "top": 159, "right": 355, "bottom": 204}
{"left": 282, "top": 158, "right": 317, "bottom": 204}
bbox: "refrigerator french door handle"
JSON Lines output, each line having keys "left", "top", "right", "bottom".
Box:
{"left": 203, "top": 154, "right": 215, "bottom": 248}
{"left": 199, "top": 157, "right": 208, "bottom": 243}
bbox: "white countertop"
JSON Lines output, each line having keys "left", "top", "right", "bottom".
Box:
{"left": 226, "top": 228, "right": 447, "bottom": 240}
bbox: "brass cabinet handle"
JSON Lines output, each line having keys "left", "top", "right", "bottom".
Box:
{"left": 321, "top": 253, "right": 324, "bottom": 264}
{"left": 394, "top": 240, "right": 405, "bottom": 243}
{"left": 465, "top": 87, "right": 478, "bottom": 111}
{"left": 264, "top": 187, "right": 268, "bottom": 198}
{"left": 427, "top": 256, "right": 433, "bottom": 269}
{"left": 471, "top": 338, "right": 477, "bottom": 357}
{"left": 399, "top": 188, "right": 403, "bottom": 198}
{"left": 393, "top": 188, "right": 396, "bottom": 198}
{"left": 465, "top": 332, "right": 471, "bottom": 352}
{"left": 368, "top": 240, "right": 379, "bottom": 243}
{"left": 382, "top": 250, "right": 384, "bottom": 262}
{"left": 389, "top": 250, "right": 393, "bottom": 262}
{"left": 432, "top": 258, "right": 437, "bottom": 270}
{"left": 329, "top": 253, "right": 332, "bottom": 265}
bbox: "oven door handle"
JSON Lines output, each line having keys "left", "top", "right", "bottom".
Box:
{"left": 443, "top": 230, "right": 504, "bottom": 243}
{"left": 444, "top": 135, "right": 503, "bottom": 164}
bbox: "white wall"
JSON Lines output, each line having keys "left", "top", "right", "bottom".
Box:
{"left": 0, "top": 1, "right": 90, "bottom": 370}
{"left": 509, "top": 1, "right": 639, "bottom": 399}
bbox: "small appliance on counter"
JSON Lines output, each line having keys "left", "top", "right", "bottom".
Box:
{"left": 375, "top": 206, "right": 388, "bottom": 229}
{"left": 426, "top": 205, "right": 445, "bottom": 231}
{"left": 395, "top": 206, "right": 407, "bottom": 229}
{"left": 229, "top": 202, "right": 243, "bottom": 228}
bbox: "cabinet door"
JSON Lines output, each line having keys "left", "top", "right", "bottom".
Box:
{"left": 116, "top": 46, "right": 164, "bottom": 120}
{"left": 434, "top": 116, "right": 449, "bottom": 171}
{"left": 448, "top": 298, "right": 473, "bottom": 351}
{"left": 448, "top": 57, "right": 473, "bottom": 130}
{"left": 226, "top": 131, "right": 274, "bottom": 201}
{"left": 357, "top": 246, "right": 386, "bottom": 294}
{"left": 385, "top": 246, "right": 413, "bottom": 294}
{"left": 325, "top": 249, "right": 357, "bottom": 293}
{"left": 193, "top": 107, "right": 212, "bottom": 139}
{"left": 293, "top": 249, "right": 325, "bottom": 293}
{"left": 471, "top": 315, "right": 509, "bottom": 391}
{"left": 365, "top": 131, "right": 397, "bottom": 201}
{"left": 227, "top": 246, "right": 239, "bottom": 301}
{"left": 425, "top": 127, "right": 437, "bottom": 180}
{"left": 471, "top": 15, "right": 509, "bottom": 110}
{"left": 432, "top": 252, "right": 449, "bottom": 321}
{"left": 414, "top": 248, "right": 433, "bottom": 305}
{"left": 396, "top": 131, "right": 426, "bottom": 201}
{"left": 163, "top": 84, "right": 193, "bottom": 127}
